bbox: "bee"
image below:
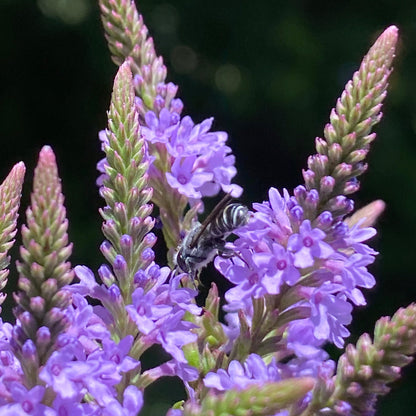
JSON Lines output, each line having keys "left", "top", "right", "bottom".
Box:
{"left": 175, "top": 194, "right": 250, "bottom": 280}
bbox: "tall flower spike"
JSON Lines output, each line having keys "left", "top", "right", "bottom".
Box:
{"left": 14, "top": 146, "right": 73, "bottom": 387}
{"left": 99, "top": 0, "right": 185, "bottom": 252}
{"left": 305, "top": 304, "right": 416, "bottom": 415}
{"left": 0, "top": 162, "right": 25, "bottom": 308}
{"left": 99, "top": 0, "right": 242, "bottom": 256}
{"left": 99, "top": 60, "right": 154, "bottom": 308}
{"left": 302, "top": 26, "right": 398, "bottom": 219}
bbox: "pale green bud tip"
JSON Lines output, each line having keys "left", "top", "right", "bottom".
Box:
{"left": 0, "top": 161, "right": 25, "bottom": 237}
{"left": 191, "top": 378, "right": 315, "bottom": 416}
{"left": 366, "top": 25, "right": 398, "bottom": 69}
{"left": 376, "top": 25, "right": 398, "bottom": 54}
{"left": 117, "top": 60, "right": 133, "bottom": 83}
{"left": 1, "top": 162, "right": 26, "bottom": 194}
{"left": 345, "top": 199, "right": 385, "bottom": 228}
{"left": 112, "top": 60, "right": 135, "bottom": 105}
{"left": 34, "top": 145, "right": 60, "bottom": 192}
{"left": 7, "top": 162, "right": 26, "bottom": 183}
{"left": 265, "top": 377, "right": 316, "bottom": 405}
{"left": 39, "top": 145, "right": 57, "bottom": 165}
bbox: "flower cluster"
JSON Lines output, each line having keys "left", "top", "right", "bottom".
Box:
{"left": 142, "top": 99, "right": 242, "bottom": 200}
{"left": 217, "top": 186, "right": 377, "bottom": 349}
{"left": 98, "top": 101, "right": 242, "bottom": 205}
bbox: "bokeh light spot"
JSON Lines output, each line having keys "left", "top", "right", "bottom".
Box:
{"left": 37, "top": 0, "right": 90, "bottom": 25}
{"left": 215, "top": 64, "right": 241, "bottom": 94}
{"left": 171, "top": 45, "right": 198, "bottom": 74}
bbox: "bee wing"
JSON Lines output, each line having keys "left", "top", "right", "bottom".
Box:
{"left": 189, "top": 193, "right": 233, "bottom": 248}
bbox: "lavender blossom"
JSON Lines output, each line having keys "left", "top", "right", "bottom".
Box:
{"left": 0, "top": 383, "right": 53, "bottom": 416}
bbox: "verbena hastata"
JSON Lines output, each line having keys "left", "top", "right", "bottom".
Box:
{"left": 0, "top": 1, "right": 414, "bottom": 415}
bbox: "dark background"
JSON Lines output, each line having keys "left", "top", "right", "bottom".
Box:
{"left": 1, "top": 0, "right": 416, "bottom": 414}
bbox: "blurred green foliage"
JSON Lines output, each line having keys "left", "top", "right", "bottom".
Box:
{"left": 0, "top": 0, "right": 416, "bottom": 414}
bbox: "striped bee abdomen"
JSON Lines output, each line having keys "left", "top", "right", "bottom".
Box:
{"left": 208, "top": 203, "right": 249, "bottom": 238}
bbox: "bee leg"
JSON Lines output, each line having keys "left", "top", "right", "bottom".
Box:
{"left": 216, "top": 240, "right": 235, "bottom": 259}
{"left": 218, "top": 246, "right": 249, "bottom": 267}
{"left": 218, "top": 247, "right": 235, "bottom": 258}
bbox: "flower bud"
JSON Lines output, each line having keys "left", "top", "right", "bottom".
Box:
{"left": 153, "top": 95, "right": 165, "bottom": 111}
{"left": 315, "top": 137, "right": 328, "bottom": 155}
{"left": 100, "top": 240, "right": 117, "bottom": 264}
{"left": 328, "top": 143, "right": 343, "bottom": 164}
{"left": 42, "top": 278, "right": 59, "bottom": 296}
{"left": 341, "top": 131, "right": 357, "bottom": 152}
{"left": 289, "top": 205, "right": 304, "bottom": 224}
{"left": 30, "top": 296, "right": 45, "bottom": 316}
{"left": 114, "top": 254, "right": 128, "bottom": 283}
{"left": 133, "top": 74, "right": 144, "bottom": 88}
{"left": 156, "top": 82, "right": 167, "bottom": 96}
{"left": 144, "top": 232, "right": 157, "bottom": 248}
{"left": 99, "top": 264, "right": 115, "bottom": 287}
{"left": 305, "top": 189, "right": 319, "bottom": 210}
{"left": 22, "top": 339, "right": 37, "bottom": 361}
{"left": 308, "top": 154, "right": 328, "bottom": 177}
{"left": 346, "top": 149, "right": 368, "bottom": 164}
{"left": 166, "top": 82, "right": 178, "bottom": 101}
{"left": 120, "top": 234, "right": 133, "bottom": 262}
{"left": 108, "top": 284, "right": 122, "bottom": 303}
{"left": 320, "top": 175, "right": 335, "bottom": 197}
{"left": 133, "top": 270, "right": 147, "bottom": 287}
{"left": 171, "top": 98, "right": 184, "bottom": 114}
{"left": 141, "top": 248, "right": 154, "bottom": 262}
{"left": 332, "top": 162, "right": 352, "bottom": 180}
{"left": 343, "top": 179, "right": 361, "bottom": 195}
{"left": 324, "top": 122, "right": 338, "bottom": 144}
{"left": 316, "top": 211, "right": 333, "bottom": 228}
{"left": 36, "top": 326, "right": 51, "bottom": 346}
{"left": 294, "top": 185, "right": 307, "bottom": 203}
